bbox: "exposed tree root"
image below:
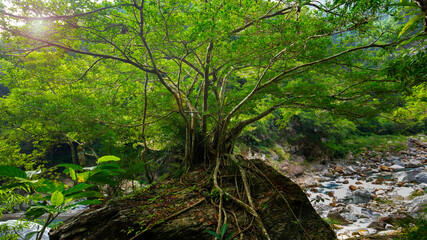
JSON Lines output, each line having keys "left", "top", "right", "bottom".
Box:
{"left": 129, "top": 198, "right": 205, "bottom": 240}
{"left": 212, "top": 154, "right": 271, "bottom": 240}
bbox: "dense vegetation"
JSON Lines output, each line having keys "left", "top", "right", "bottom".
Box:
{"left": 0, "top": 0, "right": 426, "bottom": 239}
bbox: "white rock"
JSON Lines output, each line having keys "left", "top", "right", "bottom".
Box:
{"left": 389, "top": 164, "right": 405, "bottom": 170}
{"left": 408, "top": 195, "right": 427, "bottom": 215}
{"left": 392, "top": 172, "right": 408, "bottom": 182}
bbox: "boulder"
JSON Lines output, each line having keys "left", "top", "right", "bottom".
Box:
{"left": 368, "top": 219, "right": 386, "bottom": 230}
{"left": 352, "top": 189, "right": 372, "bottom": 204}
{"left": 408, "top": 195, "right": 427, "bottom": 215}
{"left": 405, "top": 159, "right": 422, "bottom": 168}
{"left": 50, "top": 159, "right": 336, "bottom": 240}
{"left": 341, "top": 212, "right": 358, "bottom": 222}
{"left": 389, "top": 156, "right": 402, "bottom": 165}
{"left": 327, "top": 209, "right": 351, "bottom": 225}
{"left": 392, "top": 172, "right": 409, "bottom": 183}
{"left": 414, "top": 172, "right": 427, "bottom": 184}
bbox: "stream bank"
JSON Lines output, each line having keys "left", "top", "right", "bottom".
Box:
{"left": 277, "top": 137, "right": 426, "bottom": 239}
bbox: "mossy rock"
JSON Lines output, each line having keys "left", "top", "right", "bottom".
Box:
{"left": 50, "top": 158, "right": 336, "bottom": 240}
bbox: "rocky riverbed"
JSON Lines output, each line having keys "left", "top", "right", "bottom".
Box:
{"left": 293, "top": 137, "right": 427, "bottom": 239}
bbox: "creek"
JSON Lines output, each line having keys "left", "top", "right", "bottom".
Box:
{"left": 299, "top": 138, "right": 427, "bottom": 239}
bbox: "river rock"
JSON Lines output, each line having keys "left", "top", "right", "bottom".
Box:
{"left": 389, "top": 156, "right": 402, "bottom": 165}
{"left": 334, "top": 166, "right": 345, "bottom": 174}
{"left": 407, "top": 138, "right": 426, "bottom": 149}
{"left": 288, "top": 164, "right": 304, "bottom": 177}
{"left": 352, "top": 189, "right": 371, "bottom": 204}
{"left": 341, "top": 212, "right": 358, "bottom": 222}
{"left": 405, "top": 159, "right": 422, "bottom": 168}
{"left": 50, "top": 159, "right": 336, "bottom": 240}
{"left": 408, "top": 195, "right": 427, "bottom": 215}
{"left": 392, "top": 172, "right": 408, "bottom": 182}
{"left": 327, "top": 209, "right": 351, "bottom": 225}
{"left": 368, "top": 219, "right": 386, "bottom": 230}
{"left": 414, "top": 172, "right": 427, "bottom": 184}
{"left": 379, "top": 165, "right": 390, "bottom": 171}
{"left": 389, "top": 164, "right": 405, "bottom": 170}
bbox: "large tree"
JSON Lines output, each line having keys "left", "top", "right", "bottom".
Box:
{"left": 0, "top": 0, "right": 425, "bottom": 166}
{"left": 1, "top": 1, "right": 426, "bottom": 238}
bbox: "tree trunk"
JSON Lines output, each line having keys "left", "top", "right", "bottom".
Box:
{"left": 69, "top": 141, "right": 78, "bottom": 166}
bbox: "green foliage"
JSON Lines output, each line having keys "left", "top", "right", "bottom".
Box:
{"left": 282, "top": 110, "right": 357, "bottom": 159}
{"left": 0, "top": 166, "right": 101, "bottom": 240}
{"left": 0, "top": 155, "right": 123, "bottom": 240}
{"left": 0, "top": 165, "right": 27, "bottom": 178}
{"left": 394, "top": 212, "right": 427, "bottom": 240}
{"left": 206, "top": 224, "right": 235, "bottom": 240}
{"left": 97, "top": 155, "right": 121, "bottom": 164}
{"left": 0, "top": 219, "right": 34, "bottom": 240}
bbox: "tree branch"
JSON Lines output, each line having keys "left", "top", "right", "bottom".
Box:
{"left": 0, "top": 4, "right": 136, "bottom": 21}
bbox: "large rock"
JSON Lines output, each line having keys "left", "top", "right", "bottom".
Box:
{"left": 388, "top": 156, "right": 402, "bottom": 165}
{"left": 408, "top": 195, "right": 427, "bottom": 215}
{"left": 405, "top": 159, "right": 423, "bottom": 168}
{"left": 392, "top": 172, "right": 409, "bottom": 182}
{"left": 414, "top": 172, "right": 427, "bottom": 184}
{"left": 352, "top": 189, "right": 372, "bottom": 204}
{"left": 327, "top": 209, "right": 351, "bottom": 225}
{"left": 50, "top": 159, "right": 336, "bottom": 240}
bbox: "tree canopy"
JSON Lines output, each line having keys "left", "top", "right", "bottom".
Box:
{"left": 0, "top": 0, "right": 426, "bottom": 169}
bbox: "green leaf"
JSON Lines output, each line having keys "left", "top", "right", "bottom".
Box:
{"left": 69, "top": 168, "right": 77, "bottom": 181}
{"left": 205, "top": 229, "right": 221, "bottom": 239}
{"left": 87, "top": 172, "right": 118, "bottom": 185}
{"left": 399, "top": 13, "right": 424, "bottom": 37}
{"left": 97, "top": 155, "right": 120, "bottom": 163}
{"left": 63, "top": 183, "right": 93, "bottom": 196}
{"left": 25, "top": 206, "right": 48, "bottom": 219}
{"left": 0, "top": 182, "right": 29, "bottom": 190}
{"left": 56, "top": 163, "right": 83, "bottom": 171}
{"left": 220, "top": 223, "right": 227, "bottom": 237}
{"left": 0, "top": 165, "right": 27, "bottom": 178}
{"left": 24, "top": 231, "right": 39, "bottom": 240}
{"left": 225, "top": 232, "right": 235, "bottom": 240}
{"left": 95, "top": 163, "right": 121, "bottom": 171}
{"left": 36, "top": 182, "right": 57, "bottom": 194}
{"left": 51, "top": 191, "right": 64, "bottom": 207}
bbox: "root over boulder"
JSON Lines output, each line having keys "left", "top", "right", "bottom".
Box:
{"left": 49, "top": 158, "right": 336, "bottom": 240}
